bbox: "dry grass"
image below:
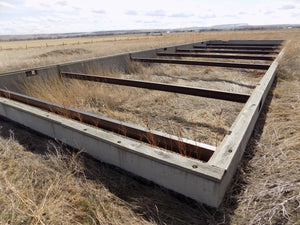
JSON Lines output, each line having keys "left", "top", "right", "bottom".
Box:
{"left": 127, "top": 62, "right": 262, "bottom": 93}
{"left": 0, "top": 120, "right": 224, "bottom": 225}
{"left": 0, "top": 32, "right": 201, "bottom": 74}
{"left": 225, "top": 36, "right": 300, "bottom": 225}
{"left": 1, "top": 29, "right": 298, "bottom": 74}
{"left": 23, "top": 64, "right": 247, "bottom": 147}
{"left": 0, "top": 132, "right": 153, "bottom": 224}
{"left": 232, "top": 80, "right": 300, "bottom": 224}
{"left": 0, "top": 29, "right": 300, "bottom": 224}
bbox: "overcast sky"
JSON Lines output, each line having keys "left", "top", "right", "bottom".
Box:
{"left": 0, "top": 0, "right": 300, "bottom": 35}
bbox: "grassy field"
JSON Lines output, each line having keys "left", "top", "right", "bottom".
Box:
{"left": 0, "top": 30, "right": 299, "bottom": 224}
{"left": 0, "top": 33, "right": 201, "bottom": 74}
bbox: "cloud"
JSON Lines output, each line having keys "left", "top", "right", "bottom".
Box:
{"left": 170, "top": 13, "right": 193, "bottom": 18}
{"left": 136, "top": 20, "right": 159, "bottom": 24}
{"left": 39, "top": 2, "right": 49, "bottom": 8}
{"left": 146, "top": 10, "right": 166, "bottom": 17}
{"left": 71, "top": 6, "right": 81, "bottom": 11}
{"left": 224, "top": 14, "right": 238, "bottom": 18}
{"left": 198, "top": 13, "right": 216, "bottom": 19}
{"left": 0, "top": 1, "right": 14, "bottom": 8}
{"left": 93, "top": 10, "right": 106, "bottom": 14}
{"left": 264, "top": 10, "right": 274, "bottom": 15}
{"left": 45, "top": 16, "right": 63, "bottom": 23}
{"left": 56, "top": 1, "right": 67, "bottom": 6}
{"left": 125, "top": 10, "right": 138, "bottom": 15}
{"left": 2, "top": 0, "right": 300, "bottom": 35}
{"left": 292, "top": 12, "right": 300, "bottom": 17}
{"left": 25, "top": 0, "right": 73, "bottom": 12}
{"left": 279, "top": 4, "right": 295, "bottom": 10}
{"left": 20, "top": 17, "right": 40, "bottom": 23}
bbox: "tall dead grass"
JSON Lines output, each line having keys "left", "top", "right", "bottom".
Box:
{"left": 0, "top": 32, "right": 200, "bottom": 74}
{"left": 23, "top": 64, "right": 245, "bottom": 147}
{"left": 1, "top": 29, "right": 300, "bottom": 224}
{"left": 128, "top": 61, "right": 261, "bottom": 94}
{"left": 1, "top": 29, "right": 299, "bottom": 74}
{"left": 0, "top": 133, "right": 150, "bottom": 224}
{"left": 225, "top": 35, "right": 300, "bottom": 225}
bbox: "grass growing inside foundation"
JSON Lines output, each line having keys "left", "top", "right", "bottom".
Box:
{"left": 23, "top": 64, "right": 246, "bottom": 148}
{"left": 0, "top": 29, "right": 299, "bottom": 224}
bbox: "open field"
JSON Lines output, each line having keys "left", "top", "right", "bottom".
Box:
{"left": 0, "top": 33, "right": 201, "bottom": 73}
{"left": 0, "top": 29, "right": 297, "bottom": 73}
{"left": 0, "top": 30, "right": 299, "bottom": 224}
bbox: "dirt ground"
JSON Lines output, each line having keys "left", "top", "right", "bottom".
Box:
{"left": 0, "top": 30, "right": 299, "bottom": 224}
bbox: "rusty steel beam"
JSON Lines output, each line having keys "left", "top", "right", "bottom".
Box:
{"left": 131, "top": 57, "right": 270, "bottom": 70}
{"left": 0, "top": 88, "right": 216, "bottom": 161}
{"left": 176, "top": 48, "right": 277, "bottom": 55}
{"left": 206, "top": 43, "right": 281, "bottom": 47}
{"left": 156, "top": 52, "right": 275, "bottom": 61}
{"left": 61, "top": 72, "right": 250, "bottom": 103}
{"left": 194, "top": 45, "right": 279, "bottom": 50}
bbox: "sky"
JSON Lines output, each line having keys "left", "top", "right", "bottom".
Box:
{"left": 0, "top": 0, "right": 300, "bottom": 35}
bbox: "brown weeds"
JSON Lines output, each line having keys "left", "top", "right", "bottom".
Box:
{"left": 1, "top": 29, "right": 300, "bottom": 224}
{"left": 24, "top": 68, "right": 237, "bottom": 148}
{"left": 226, "top": 35, "right": 300, "bottom": 225}
{"left": 0, "top": 134, "right": 150, "bottom": 224}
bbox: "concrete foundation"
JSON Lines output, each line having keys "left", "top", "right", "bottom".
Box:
{"left": 0, "top": 40, "right": 284, "bottom": 207}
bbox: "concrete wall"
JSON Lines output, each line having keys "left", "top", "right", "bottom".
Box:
{"left": 0, "top": 41, "right": 202, "bottom": 93}
{"left": 0, "top": 66, "right": 60, "bottom": 93}
{"left": 0, "top": 96, "right": 225, "bottom": 207}
{"left": 207, "top": 40, "right": 283, "bottom": 45}
{"left": 0, "top": 40, "right": 283, "bottom": 207}
{"left": 208, "top": 48, "right": 285, "bottom": 200}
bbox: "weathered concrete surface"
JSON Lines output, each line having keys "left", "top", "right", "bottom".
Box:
{"left": 0, "top": 42, "right": 198, "bottom": 92}
{"left": 0, "top": 96, "right": 225, "bottom": 207}
{"left": 0, "top": 40, "right": 284, "bottom": 207}
{"left": 208, "top": 48, "right": 285, "bottom": 201}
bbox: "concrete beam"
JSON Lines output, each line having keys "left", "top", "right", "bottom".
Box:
{"left": 208, "top": 48, "right": 285, "bottom": 199}
{"left": 0, "top": 40, "right": 285, "bottom": 208}
{"left": 0, "top": 96, "right": 226, "bottom": 207}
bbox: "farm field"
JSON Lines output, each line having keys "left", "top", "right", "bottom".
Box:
{"left": 0, "top": 29, "right": 299, "bottom": 224}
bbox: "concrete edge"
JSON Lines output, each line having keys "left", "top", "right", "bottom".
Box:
{"left": 0, "top": 96, "right": 226, "bottom": 207}
{"left": 0, "top": 41, "right": 204, "bottom": 92}
{"left": 208, "top": 48, "right": 285, "bottom": 168}
{"left": 0, "top": 39, "right": 285, "bottom": 207}
{"left": 207, "top": 48, "right": 285, "bottom": 201}
{"left": 0, "top": 41, "right": 204, "bottom": 77}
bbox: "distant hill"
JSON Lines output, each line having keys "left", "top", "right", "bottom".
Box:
{"left": 0, "top": 24, "right": 299, "bottom": 42}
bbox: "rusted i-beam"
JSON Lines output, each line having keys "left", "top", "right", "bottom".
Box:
{"left": 193, "top": 45, "right": 279, "bottom": 50}
{"left": 61, "top": 72, "right": 250, "bottom": 103}
{"left": 156, "top": 52, "right": 275, "bottom": 61}
{"left": 0, "top": 88, "right": 216, "bottom": 161}
{"left": 131, "top": 57, "right": 271, "bottom": 70}
{"left": 206, "top": 43, "right": 281, "bottom": 47}
{"left": 176, "top": 48, "right": 277, "bottom": 55}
